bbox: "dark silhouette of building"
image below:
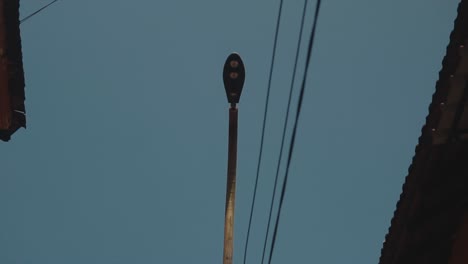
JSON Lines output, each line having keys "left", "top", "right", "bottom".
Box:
{"left": 380, "top": 1, "right": 468, "bottom": 264}
{"left": 0, "top": 0, "right": 25, "bottom": 141}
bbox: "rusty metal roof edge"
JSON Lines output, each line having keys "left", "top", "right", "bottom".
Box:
{"left": 5, "top": 0, "right": 26, "bottom": 109}
{"left": 378, "top": 1, "right": 468, "bottom": 263}
{"left": 0, "top": 0, "right": 26, "bottom": 142}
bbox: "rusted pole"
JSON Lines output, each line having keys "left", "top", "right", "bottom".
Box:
{"left": 222, "top": 52, "right": 245, "bottom": 264}
{"left": 223, "top": 104, "right": 238, "bottom": 264}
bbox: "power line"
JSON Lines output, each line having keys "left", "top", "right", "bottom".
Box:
{"left": 20, "top": 0, "right": 59, "bottom": 24}
{"left": 267, "top": 0, "right": 323, "bottom": 263}
{"left": 261, "top": 1, "right": 309, "bottom": 263}
{"left": 242, "top": 0, "right": 284, "bottom": 263}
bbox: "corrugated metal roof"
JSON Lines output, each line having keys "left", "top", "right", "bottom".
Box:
{"left": 379, "top": 1, "right": 468, "bottom": 263}
{"left": 0, "top": 0, "right": 25, "bottom": 141}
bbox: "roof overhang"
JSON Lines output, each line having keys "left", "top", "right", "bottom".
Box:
{"left": 379, "top": 1, "right": 468, "bottom": 263}
{"left": 0, "top": 0, "right": 25, "bottom": 142}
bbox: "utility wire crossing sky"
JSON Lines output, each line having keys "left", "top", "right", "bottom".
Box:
{"left": 1, "top": 1, "right": 460, "bottom": 263}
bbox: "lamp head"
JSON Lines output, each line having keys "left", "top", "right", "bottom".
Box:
{"left": 223, "top": 53, "right": 245, "bottom": 104}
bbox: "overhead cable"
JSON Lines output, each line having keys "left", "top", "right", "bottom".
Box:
{"left": 267, "top": 0, "right": 323, "bottom": 263}
{"left": 261, "top": 1, "right": 309, "bottom": 263}
{"left": 20, "top": 0, "right": 59, "bottom": 24}
{"left": 243, "top": 0, "right": 284, "bottom": 263}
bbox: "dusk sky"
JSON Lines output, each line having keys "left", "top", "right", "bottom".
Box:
{"left": 1, "top": 1, "right": 460, "bottom": 263}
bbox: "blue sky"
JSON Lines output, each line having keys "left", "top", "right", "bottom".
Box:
{"left": 1, "top": 1, "right": 459, "bottom": 263}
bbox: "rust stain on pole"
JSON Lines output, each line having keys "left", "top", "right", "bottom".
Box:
{"left": 223, "top": 105, "right": 238, "bottom": 264}
{"left": 222, "top": 52, "right": 244, "bottom": 263}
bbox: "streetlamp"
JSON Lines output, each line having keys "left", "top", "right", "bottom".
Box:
{"left": 222, "top": 53, "right": 245, "bottom": 264}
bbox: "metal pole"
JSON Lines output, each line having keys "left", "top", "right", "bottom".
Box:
{"left": 221, "top": 52, "right": 245, "bottom": 264}
{"left": 223, "top": 104, "right": 238, "bottom": 264}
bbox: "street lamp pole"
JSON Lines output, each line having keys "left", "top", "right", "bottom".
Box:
{"left": 222, "top": 53, "right": 245, "bottom": 264}
{"left": 223, "top": 104, "right": 237, "bottom": 264}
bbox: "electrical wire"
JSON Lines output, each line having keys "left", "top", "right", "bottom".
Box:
{"left": 267, "top": 0, "right": 322, "bottom": 263}
{"left": 20, "top": 0, "right": 59, "bottom": 24}
{"left": 260, "top": 1, "right": 309, "bottom": 263}
{"left": 243, "top": 0, "right": 284, "bottom": 263}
